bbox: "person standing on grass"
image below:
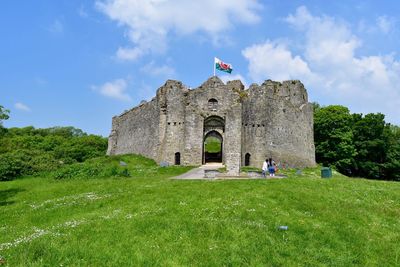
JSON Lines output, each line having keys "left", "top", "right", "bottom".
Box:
{"left": 268, "top": 158, "right": 276, "bottom": 177}
{"left": 262, "top": 159, "right": 268, "bottom": 178}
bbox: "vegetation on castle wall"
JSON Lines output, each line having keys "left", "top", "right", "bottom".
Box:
{"left": 232, "top": 87, "right": 248, "bottom": 103}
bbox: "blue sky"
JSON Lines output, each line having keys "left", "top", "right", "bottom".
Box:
{"left": 1, "top": 0, "right": 400, "bottom": 136}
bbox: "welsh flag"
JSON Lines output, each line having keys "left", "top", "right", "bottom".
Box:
{"left": 215, "top": 57, "right": 233, "bottom": 74}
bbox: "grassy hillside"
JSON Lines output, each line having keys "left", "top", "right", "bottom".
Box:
{"left": 1, "top": 155, "right": 399, "bottom": 266}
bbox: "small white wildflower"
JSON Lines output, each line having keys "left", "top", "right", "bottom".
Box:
{"left": 0, "top": 228, "right": 49, "bottom": 251}
{"left": 232, "top": 201, "right": 241, "bottom": 206}
{"left": 0, "top": 242, "right": 13, "bottom": 251}
{"left": 63, "top": 220, "right": 85, "bottom": 228}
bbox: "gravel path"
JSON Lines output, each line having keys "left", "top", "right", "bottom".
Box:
{"left": 172, "top": 163, "right": 223, "bottom": 179}
{"left": 172, "top": 163, "right": 287, "bottom": 180}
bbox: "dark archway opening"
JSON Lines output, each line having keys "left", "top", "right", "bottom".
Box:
{"left": 245, "top": 153, "right": 251, "bottom": 166}
{"left": 203, "top": 131, "right": 223, "bottom": 163}
{"left": 175, "top": 152, "right": 181, "bottom": 165}
{"left": 203, "top": 116, "right": 225, "bottom": 164}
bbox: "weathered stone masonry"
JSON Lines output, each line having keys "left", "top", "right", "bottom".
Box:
{"left": 107, "top": 76, "right": 316, "bottom": 175}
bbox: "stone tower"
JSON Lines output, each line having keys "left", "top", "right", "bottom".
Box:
{"left": 107, "top": 76, "right": 316, "bottom": 175}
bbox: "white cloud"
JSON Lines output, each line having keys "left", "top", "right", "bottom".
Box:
{"left": 357, "top": 16, "right": 396, "bottom": 35}
{"left": 92, "top": 79, "right": 132, "bottom": 101}
{"left": 376, "top": 16, "right": 393, "bottom": 34}
{"left": 96, "top": 0, "right": 261, "bottom": 60}
{"left": 48, "top": 19, "right": 64, "bottom": 34}
{"left": 243, "top": 6, "right": 400, "bottom": 124}
{"left": 78, "top": 6, "right": 89, "bottom": 18}
{"left": 116, "top": 47, "right": 146, "bottom": 61}
{"left": 219, "top": 74, "right": 248, "bottom": 88}
{"left": 15, "top": 102, "right": 31, "bottom": 112}
{"left": 242, "top": 41, "right": 313, "bottom": 82}
{"left": 286, "top": 6, "right": 361, "bottom": 66}
{"left": 140, "top": 61, "right": 175, "bottom": 77}
{"left": 285, "top": 5, "right": 312, "bottom": 29}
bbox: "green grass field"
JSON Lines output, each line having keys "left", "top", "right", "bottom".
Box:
{"left": 1, "top": 155, "right": 399, "bottom": 266}
{"left": 204, "top": 137, "right": 222, "bottom": 153}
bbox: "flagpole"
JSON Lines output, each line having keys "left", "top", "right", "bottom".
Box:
{"left": 213, "top": 58, "right": 216, "bottom": 77}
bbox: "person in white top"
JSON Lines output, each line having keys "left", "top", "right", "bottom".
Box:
{"left": 262, "top": 159, "right": 268, "bottom": 178}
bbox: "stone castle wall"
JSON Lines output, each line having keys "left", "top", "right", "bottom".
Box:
{"left": 242, "top": 80, "right": 315, "bottom": 169}
{"left": 107, "top": 98, "right": 160, "bottom": 159}
{"left": 181, "top": 78, "right": 243, "bottom": 174}
{"left": 107, "top": 76, "right": 316, "bottom": 174}
{"left": 156, "top": 80, "right": 188, "bottom": 165}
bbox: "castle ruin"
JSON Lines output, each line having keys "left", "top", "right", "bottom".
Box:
{"left": 107, "top": 76, "right": 316, "bottom": 175}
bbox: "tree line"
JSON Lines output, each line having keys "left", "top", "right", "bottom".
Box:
{"left": 314, "top": 104, "right": 400, "bottom": 181}
{"left": 0, "top": 105, "right": 107, "bottom": 180}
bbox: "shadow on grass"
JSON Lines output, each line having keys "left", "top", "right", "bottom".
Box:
{"left": 0, "top": 188, "right": 25, "bottom": 206}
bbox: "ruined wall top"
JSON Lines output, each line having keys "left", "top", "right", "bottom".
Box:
{"left": 116, "top": 77, "right": 310, "bottom": 119}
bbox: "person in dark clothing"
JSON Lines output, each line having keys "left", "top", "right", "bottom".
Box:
{"left": 268, "top": 158, "right": 276, "bottom": 177}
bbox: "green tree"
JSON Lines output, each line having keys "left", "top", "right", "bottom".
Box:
{"left": 352, "top": 113, "right": 389, "bottom": 178}
{"left": 0, "top": 125, "right": 107, "bottom": 181}
{"left": 312, "top": 102, "right": 321, "bottom": 113}
{"left": 314, "top": 104, "right": 400, "bottom": 180}
{"left": 0, "top": 105, "right": 10, "bottom": 125}
{"left": 382, "top": 125, "right": 400, "bottom": 180}
{"left": 314, "top": 105, "right": 356, "bottom": 174}
{"left": 0, "top": 105, "right": 10, "bottom": 136}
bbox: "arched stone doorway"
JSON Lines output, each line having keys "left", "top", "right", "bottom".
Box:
{"left": 204, "top": 131, "right": 223, "bottom": 163}
{"left": 203, "top": 116, "right": 225, "bottom": 164}
{"left": 245, "top": 153, "right": 251, "bottom": 166}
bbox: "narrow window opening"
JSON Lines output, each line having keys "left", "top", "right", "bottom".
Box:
{"left": 245, "top": 153, "right": 251, "bottom": 166}
{"left": 175, "top": 152, "right": 181, "bottom": 165}
{"left": 208, "top": 98, "right": 218, "bottom": 111}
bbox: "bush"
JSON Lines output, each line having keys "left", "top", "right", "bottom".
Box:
{"left": 29, "top": 152, "right": 61, "bottom": 173}
{"left": 54, "top": 135, "right": 107, "bottom": 162}
{"left": 52, "top": 162, "right": 130, "bottom": 180}
{"left": 0, "top": 153, "right": 30, "bottom": 181}
{"left": 0, "top": 126, "right": 108, "bottom": 181}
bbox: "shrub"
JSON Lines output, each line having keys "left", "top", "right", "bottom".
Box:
{"left": 0, "top": 153, "right": 30, "bottom": 181}
{"left": 0, "top": 126, "right": 108, "bottom": 181}
{"left": 52, "top": 162, "right": 130, "bottom": 180}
